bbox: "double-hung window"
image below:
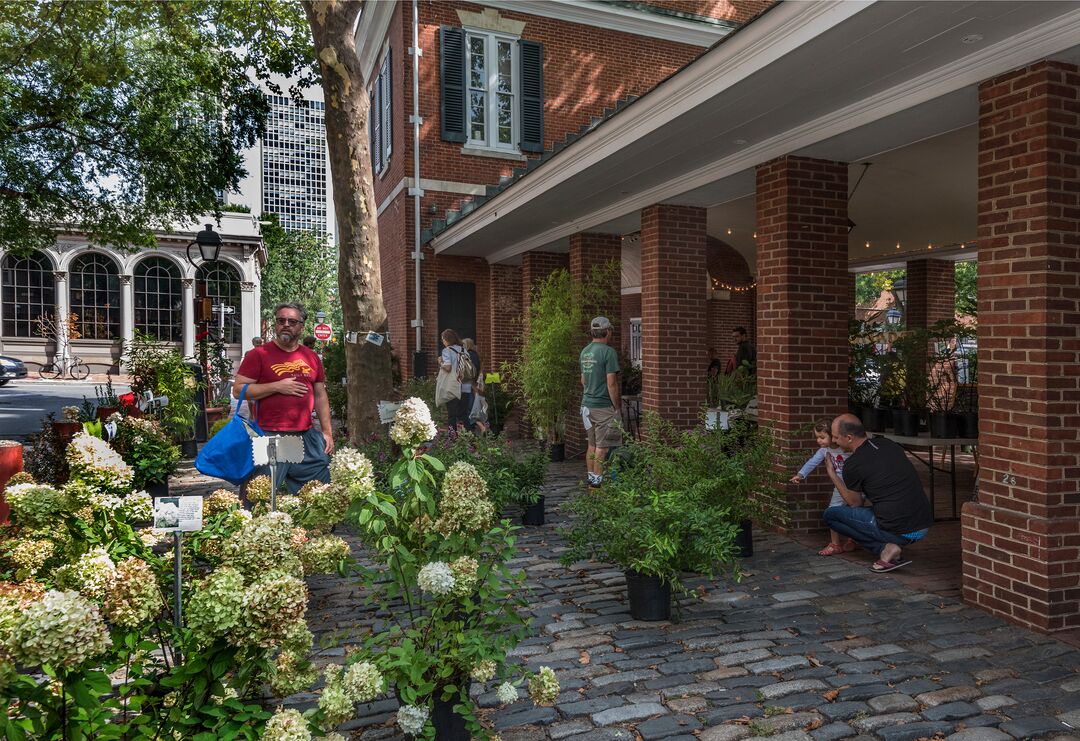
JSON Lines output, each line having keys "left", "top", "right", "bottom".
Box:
{"left": 466, "top": 31, "right": 517, "bottom": 151}
{"left": 369, "top": 52, "right": 392, "bottom": 174}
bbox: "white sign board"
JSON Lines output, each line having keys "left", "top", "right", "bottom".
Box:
{"left": 252, "top": 435, "right": 305, "bottom": 465}
{"left": 153, "top": 496, "right": 203, "bottom": 532}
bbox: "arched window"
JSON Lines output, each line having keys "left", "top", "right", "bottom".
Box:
{"left": 69, "top": 253, "right": 120, "bottom": 340}
{"left": 134, "top": 257, "right": 182, "bottom": 341}
{"left": 1, "top": 251, "right": 55, "bottom": 337}
{"left": 196, "top": 261, "right": 241, "bottom": 343}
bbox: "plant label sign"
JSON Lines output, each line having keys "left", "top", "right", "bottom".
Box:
{"left": 153, "top": 496, "right": 203, "bottom": 532}
{"left": 252, "top": 435, "right": 305, "bottom": 465}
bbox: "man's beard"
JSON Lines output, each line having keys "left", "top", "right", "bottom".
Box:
{"left": 277, "top": 329, "right": 296, "bottom": 343}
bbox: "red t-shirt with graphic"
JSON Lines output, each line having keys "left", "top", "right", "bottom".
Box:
{"left": 237, "top": 342, "right": 325, "bottom": 432}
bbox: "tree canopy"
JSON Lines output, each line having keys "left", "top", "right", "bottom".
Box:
{"left": 259, "top": 214, "right": 338, "bottom": 329}
{"left": 0, "top": 0, "right": 315, "bottom": 253}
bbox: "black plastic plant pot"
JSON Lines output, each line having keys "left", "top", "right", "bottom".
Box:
{"left": 548, "top": 442, "right": 565, "bottom": 462}
{"left": 928, "top": 412, "right": 958, "bottom": 438}
{"left": 146, "top": 478, "right": 169, "bottom": 498}
{"left": 735, "top": 519, "right": 753, "bottom": 558}
{"left": 892, "top": 409, "right": 921, "bottom": 437}
{"left": 957, "top": 412, "right": 979, "bottom": 439}
{"left": 522, "top": 495, "right": 545, "bottom": 526}
{"left": 625, "top": 570, "right": 671, "bottom": 621}
{"left": 861, "top": 406, "right": 887, "bottom": 433}
{"left": 179, "top": 439, "right": 198, "bottom": 459}
{"left": 430, "top": 694, "right": 468, "bottom": 741}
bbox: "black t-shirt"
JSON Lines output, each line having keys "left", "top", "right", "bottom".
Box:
{"left": 842, "top": 436, "right": 933, "bottom": 534}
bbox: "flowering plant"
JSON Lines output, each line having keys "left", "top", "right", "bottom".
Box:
{"left": 108, "top": 414, "right": 181, "bottom": 488}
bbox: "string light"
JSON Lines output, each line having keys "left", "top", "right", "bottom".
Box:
{"left": 711, "top": 277, "right": 757, "bottom": 292}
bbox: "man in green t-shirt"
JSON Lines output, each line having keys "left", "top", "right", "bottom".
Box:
{"left": 580, "top": 316, "right": 622, "bottom": 488}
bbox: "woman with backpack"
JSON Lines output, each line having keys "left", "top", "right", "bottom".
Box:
{"left": 439, "top": 329, "right": 473, "bottom": 432}
{"left": 461, "top": 338, "right": 482, "bottom": 432}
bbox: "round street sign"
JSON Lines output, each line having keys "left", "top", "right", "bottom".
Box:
{"left": 313, "top": 323, "right": 333, "bottom": 341}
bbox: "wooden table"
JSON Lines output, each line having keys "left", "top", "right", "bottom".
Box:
{"left": 872, "top": 431, "right": 978, "bottom": 520}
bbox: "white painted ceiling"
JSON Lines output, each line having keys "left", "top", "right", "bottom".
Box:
{"left": 433, "top": 1, "right": 1080, "bottom": 272}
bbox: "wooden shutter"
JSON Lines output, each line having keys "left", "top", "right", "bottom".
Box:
{"left": 381, "top": 54, "right": 392, "bottom": 162}
{"left": 440, "top": 26, "right": 467, "bottom": 143}
{"left": 518, "top": 39, "right": 544, "bottom": 152}
{"left": 370, "top": 85, "right": 382, "bottom": 172}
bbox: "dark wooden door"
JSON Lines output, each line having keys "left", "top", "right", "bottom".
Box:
{"left": 437, "top": 281, "right": 476, "bottom": 342}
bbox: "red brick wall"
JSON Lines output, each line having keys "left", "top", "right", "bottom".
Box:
{"left": 756, "top": 156, "right": 849, "bottom": 532}
{"left": 640, "top": 205, "right": 707, "bottom": 429}
{"left": 906, "top": 258, "right": 955, "bottom": 329}
{"left": 962, "top": 60, "right": 1080, "bottom": 633}
{"left": 706, "top": 238, "right": 756, "bottom": 365}
{"left": 488, "top": 263, "right": 522, "bottom": 375}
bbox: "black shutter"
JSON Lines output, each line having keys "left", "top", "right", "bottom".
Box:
{"left": 369, "top": 87, "right": 380, "bottom": 171}
{"left": 518, "top": 39, "right": 544, "bottom": 152}
{"left": 439, "top": 26, "right": 467, "bottom": 143}
{"left": 382, "top": 54, "right": 392, "bottom": 161}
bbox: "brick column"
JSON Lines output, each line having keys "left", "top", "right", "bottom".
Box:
{"left": 640, "top": 205, "right": 707, "bottom": 429}
{"left": 962, "top": 61, "right": 1080, "bottom": 633}
{"left": 847, "top": 273, "right": 857, "bottom": 317}
{"left": 906, "top": 258, "right": 955, "bottom": 329}
{"left": 487, "top": 263, "right": 522, "bottom": 375}
{"left": 756, "top": 156, "right": 849, "bottom": 532}
{"left": 567, "top": 233, "right": 622, "bottom": 457}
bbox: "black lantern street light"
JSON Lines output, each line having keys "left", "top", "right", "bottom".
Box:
{"left": 890, "top": 276, "right": 906, "bottom": 326}
{"left": 184, "top": 223, "right": 222, "bottom": 449}
{"left": 186, "top": 224, "right": 223, "bottom": 267}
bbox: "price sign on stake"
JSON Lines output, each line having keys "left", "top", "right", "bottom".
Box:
{"left": 313, "top": 323, "right": 333, "bottom": 341}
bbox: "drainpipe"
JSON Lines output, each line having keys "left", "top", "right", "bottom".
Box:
{"left": 409, "top": 0, "right": 425, "bottom": 374}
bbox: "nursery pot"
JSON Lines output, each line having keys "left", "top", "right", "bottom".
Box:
{"left": 146, "top": 478, "right": 169, "bottom": 499}
{"left": 204, "top": 407, "right": 227, "bottom": 428}
{"left": 625, "top": 570, "right": 671, "bottom": 621}
{"left": 95, "top": 406, "right": 119, "bottom": 422}
{"left": 521, "top": 495, "right": 545, "bottom": 527}
{"left": 957, "top": 411, "right": 979, "bottom": 439}
{"left": 431, "top": 693, "right": 469, "bottom": 741}
{"left": 861, "top": 406, "right": 887, "bottom": 433}
{"left": 892, "top": 409, "right": 921, "bottom": 437}
{"left": 179, "top": 439, "right": 199, "bottom": 459}
{"left": 847, "top": 399, "right": 861, "bottom": 417}
{"left": 0, "top": 440, "right": 23, "bottom": 525}
{"left": 547, "top": 442, "right": 565, "bottom": 463}
{"left": 928, "top": 412, "right": 958, "bottom": 439}
{"left": 735, "top": 519, "right": 754, "bottom": 558}
{"left": 52, "top": 421, "right": 82, "bottom": 447}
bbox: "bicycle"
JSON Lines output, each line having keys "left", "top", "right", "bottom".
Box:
{"left": 38, "top": 355, "right": 91, "bottom": 380}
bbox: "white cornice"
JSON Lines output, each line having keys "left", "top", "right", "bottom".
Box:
{"left": 355, "top": 0, "right": 397, "bottom": 86}
{"left": 483, "top": 0, "right": 733, "bottom": 47}
{"left": 432, "top": 1, "right": 1080, "bottom": 264}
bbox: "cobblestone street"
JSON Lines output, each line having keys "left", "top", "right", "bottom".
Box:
{"left": 175, "top": 460, "right": 1080, "bottom": 740}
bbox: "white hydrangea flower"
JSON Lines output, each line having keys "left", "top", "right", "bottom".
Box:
{"left": 264, "top": 707, "right": 311, "bottom": 741}
{"left": 123, "top": 490, "right": 153, "bottom": 521}
{"left": 329, "top": 448, "right": 376, "bottom": 494}
{"left": 470, "top": 659, "right": 496, "bottom": 683}
{"left": 318, "top": 665, "right": 354, "bottom": 730}
{"left": 528, "top": 666, "right": 560, "bottom": 706}
{"left": 396, "top": 704, "right": 429, "bottom": 736}
{"left": 496, "top": 682, "right": 518, "bottom": 705}
{"left": 66, "top": 432, "right": 133, "bottom": 490}
{"left": 65, "top": 548, "right": 118, "bottom": 602}
{"left": 88, "top": 487, "right": 124, "bottom": 513}
{"left": 343, "top": 660, "right": 385, "bottom": 703}
{"left": 416, "top": 561, "right": 455, "bottom": 597}
{"left": 12, "top": 590, "right": 111, "bottom": 668}
{"left": 389, "top": 397, "right": 437, "bottom": 449}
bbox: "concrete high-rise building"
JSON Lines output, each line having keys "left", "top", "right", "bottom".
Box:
{"left": 229, "top": 76, "right": 336, "bottom": 238}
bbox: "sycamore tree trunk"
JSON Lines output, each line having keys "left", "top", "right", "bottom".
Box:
{"left": 302, "top": 0, "right": 392, "bottom": 443}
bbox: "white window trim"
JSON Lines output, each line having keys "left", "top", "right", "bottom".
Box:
{"left": 464, "top": 27, "right": 520, "bottom": 155}
{"left": 629, "top": 317, "right": 642, "bottom": 369}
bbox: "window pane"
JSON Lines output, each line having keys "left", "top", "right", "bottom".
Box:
{"left": 134, "top": 257, "right": 182, "bottom": 342}
{"left": 498, "top": 93, "right": 512, "bottom": 144}
{"left": 470, "top": 91, "right": 486, "bottom": 141}
{"left": 497, "top": 41, "right": 513, "bottom": 93}
{"left": 469, "top": 37, "right": 486, "bottom": 90}
{"left": 70, "top": 254, "right": 120, "bottom": 340}
{"left": 196, "top": 262, "right": 242, "bottom": 343}
{"left": 1, "top": 252, "right": 54, "bottom": 338}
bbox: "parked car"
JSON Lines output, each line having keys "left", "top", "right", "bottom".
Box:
{"left": 0, "top": 355, "right": 28, "bottom": 386}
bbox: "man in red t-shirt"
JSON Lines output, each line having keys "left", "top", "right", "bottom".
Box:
{"left": 233, "top": 302, "right": 334, "bottom": 493}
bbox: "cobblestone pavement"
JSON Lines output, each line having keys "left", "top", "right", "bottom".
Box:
{"left": 173, "top": 460, "right": 1080, "bottom": 741}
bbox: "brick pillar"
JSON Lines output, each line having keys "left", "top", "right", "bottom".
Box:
{"left": 756, "top": 156, "right": 849, "bottom": 532}
{"left": 962, "top": 61, "right": 1080, "bottom": 633}
{"left": 847, "top": 273, "right": 857, "bottom": 317}
{"left": 487, "top": 263, "right": 522, "bottom": 375}
{"left": 641, "top": 205, "right": 707, "bottom": 429}
{"left": 567, "top": 233, "right": 622, "bottom": 457}
{"left": 906, "top": 258, "right": 955, "bottom": 329}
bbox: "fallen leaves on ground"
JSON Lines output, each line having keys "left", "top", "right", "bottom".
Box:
{"left": 579, "top": 650, "right": 590, "bottom": 665}
{"left": 822, "top": 689, "right": 839, "bottom": 702}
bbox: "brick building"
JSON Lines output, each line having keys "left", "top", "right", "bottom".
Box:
{"left": 364, "top": 1, "right": 1080, "bottom": 634}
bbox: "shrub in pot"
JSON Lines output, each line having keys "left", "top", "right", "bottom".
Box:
{"left": 891, "top": 328, "right": 932, "bottom": 437}
{"left": 705, "top": 366, "right": 755, "bottom": 430}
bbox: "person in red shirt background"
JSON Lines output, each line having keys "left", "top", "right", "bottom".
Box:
{"left": 233, "top": 302, "right": 333, "bottom": 493}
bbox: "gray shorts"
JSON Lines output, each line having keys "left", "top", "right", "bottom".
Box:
{"left": 585, "top": 405, "right": 623, "bottom": 448}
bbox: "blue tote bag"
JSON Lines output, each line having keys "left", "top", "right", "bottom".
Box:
{"left": 195, "top": 384, "right": 264, "bottom": 485}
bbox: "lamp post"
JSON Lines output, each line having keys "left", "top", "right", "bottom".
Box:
{"left": 185, "top": 224, "right": 222, "bottom": 447}
{"left": 890, "top": 277, "right": 906, "bottom": 326}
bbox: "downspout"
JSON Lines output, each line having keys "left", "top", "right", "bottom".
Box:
{"left": 410, "top": 0, "right": 424, "bottom": 369}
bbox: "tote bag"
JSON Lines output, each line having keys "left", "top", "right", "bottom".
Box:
{"left": 195, "top": 384, "right": 265, "bottom": 485}
{"left": 434, "top": 366, "right": 461, "bottom": 407}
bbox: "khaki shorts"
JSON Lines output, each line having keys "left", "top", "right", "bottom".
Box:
{"left": 585, "top": 405, "right": 623, "bottom": 448}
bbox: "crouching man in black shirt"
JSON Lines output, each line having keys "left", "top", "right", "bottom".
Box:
{"left": 823, "top": 414, "right": 933, "bottom": 573}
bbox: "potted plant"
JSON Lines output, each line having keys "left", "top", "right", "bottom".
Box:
{"left": 94, "top": 376, "right": 122, "bottom": 420}
{"left": 891, "top": 328, "right": 931, "bottom": 437}
{"left": 954, "top": 325, "right": 978, "bottom": 438}
{"left": 52, "top": 405, "right": 84, "bottom": 446}
{"left": 926, "top": 320, "right": 962, "bottom": 438}
{"left": 848, "top": 320, "right": 879, "bottom": 421}
{"left": 205, "top": 396, "right": 231, "bottom": 428}
{"left": 123, "top": 331, "right": 201, "bottom": 454}
{"left": 561, "top": 416, "right": 788, "bottom": 620}
{"left": 505, "top": 269, "right": 583, "bottom": 462}
{"left": 108, "top": 415, "right": 181, "bottom": 495}
{"left": 705, "top": 365, "right": 756, "bottom": 431}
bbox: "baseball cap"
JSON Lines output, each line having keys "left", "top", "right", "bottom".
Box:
{"left": 590, "top": 316, "right": 612, "bottom": 331}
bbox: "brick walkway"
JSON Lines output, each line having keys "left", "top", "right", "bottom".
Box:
{"left": 174, "top": 460, "right": 1080, "bottom": 740}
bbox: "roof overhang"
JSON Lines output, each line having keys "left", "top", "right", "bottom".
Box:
{"left": 429, "top": 0, "right": 1080, "bottom": 266}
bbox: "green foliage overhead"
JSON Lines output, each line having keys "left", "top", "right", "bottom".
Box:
{"left": 259, "top": 214, "right": 338, "bottom": 326}
{"left": 855, "top": 268, "right": 905, "bottom": 307}
{"left": 0, "top": 0, "right": 315, "bottom": 253}
{"left": 955, "top": 259, "right": 977, "bottom": 317}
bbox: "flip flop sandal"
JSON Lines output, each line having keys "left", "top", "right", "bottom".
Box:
{"left": 870, "top": 559, "right": 911, "bottom": 573}
{"left": 842, "top": 539, "right": 857, "bottom": 552}
{"left": 818, "top": 543, "right": 845, "bottom": 556}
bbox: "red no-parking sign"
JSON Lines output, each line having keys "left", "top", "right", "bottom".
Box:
{"left": 313, "top": 323, "right": 333, "bottom": 341}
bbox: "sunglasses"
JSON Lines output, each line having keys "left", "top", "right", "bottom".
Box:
{"left": 276, "top": 317, "right": 302, "bottom": 326}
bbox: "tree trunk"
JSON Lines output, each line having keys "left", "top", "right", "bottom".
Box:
{"left": 302, "top": 0, "right": 392, "bottom": 443}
